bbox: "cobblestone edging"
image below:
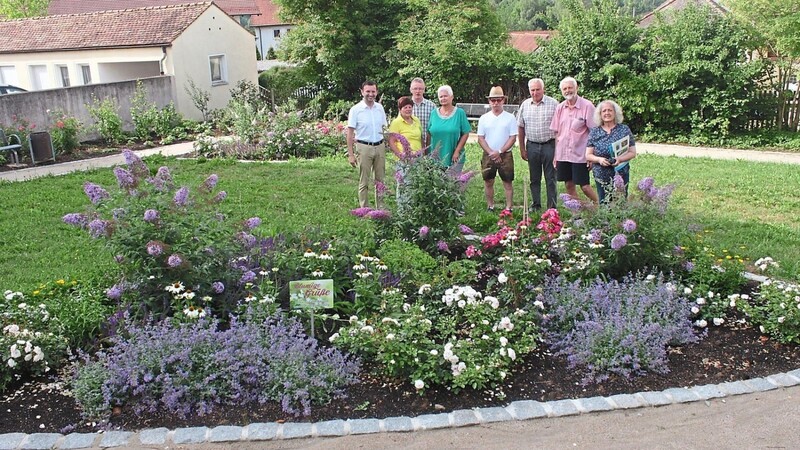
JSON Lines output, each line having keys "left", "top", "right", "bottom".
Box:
{"left": 1, "top": 369, "right": 798, "bottom": 449}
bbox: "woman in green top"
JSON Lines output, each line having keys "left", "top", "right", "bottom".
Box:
{"left": 427, "top": 85, "right": 471, "bottom": 175}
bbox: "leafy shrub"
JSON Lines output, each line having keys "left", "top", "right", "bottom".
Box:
{"left": 1, "top": 290, "right": 69, "bottom": 391}
{"left": 48, "top": 109, "right": 82, "bottom": 154}
{"left": 540, "top": 274, "right": 700, "bottom": 384}
{"left": 32, "top": 279, "right": 112, "bottom": 347}
{"left": 377, "top": 239, "right": 437, "bottom": 284}
{"left": 72, "top": 312, "right": 360, "bottom": 420}
{"left": 86, "top": 96, "right": 125, "bottom": 145}
{"left": 739, "top": 279, "right": 800, "bottom": 344}
{"left": 61, "top": 150, "right": 257, "bottom": 320}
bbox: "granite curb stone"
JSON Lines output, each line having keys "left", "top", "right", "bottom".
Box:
{"left": 743, "top": 377, "right": 779, "bottom": 391}
{"left": 0, "top": 434, "right": 26, "bottom": 450}
{"left": 20, "top": 433, "right": 61, "bottom": 450}
{"left": 508, "top": 400, "right": 548, "bottom": 420}
{"left": 475, "top": 406, "right": 514, "bottom": 423}
{"left": 663, "top": 388, "right": 701, "bottom": 403}
{"left": 347, "top": 418, "right": 381, "bottom": 435}
{"left": 245, "top": 423, "right": 278, "bottom": 441}
{"left": 450, "top": 409, "right": 480, "bottom": 427}
{"left": 412, "top": 413, "right": 451, "bottom": 430}
{"left": 172, "top": 427, "right": 207, "bottom": 445}
{"left": 59, "top": 433, "right": 95, "bottom": 450}
{"left": 717, "top": 381, "right": 755, "bottom": 396}
{"left": 577, "top": 396, "right": 614, "bottom": 412}
{"left": 137, "top": 428, "right": 168, "bottom": 446}
{"left": 313, "top": 420, "right": 346, "bottom": 437}
{"left": 766, "top": 373, "right": 799, "bottom": 387}
{"left": 280, "top": 423, "right": 313, "bottom": 439}
{"left": 606, "top": 394, "right": 642, "bottom": 409}
{"left": 208, "top": 426, "right": 243, "bottom": 442}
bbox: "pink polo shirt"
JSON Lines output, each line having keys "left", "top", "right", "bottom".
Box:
{"left": 549, "top": 96, "right": 596, "bottom": 163}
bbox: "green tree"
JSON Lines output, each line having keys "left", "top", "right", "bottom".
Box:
{"left": 0, "top": 0, "right": 48, "bottom": 18}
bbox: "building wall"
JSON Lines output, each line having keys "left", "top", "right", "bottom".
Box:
{"left": 98, "top": 61, "right": 161, "bottom": 82}
{"left": 254, "top": 25, "right": 294, "bottom": 59}
{"left": 0, "top": 76, "right": 175, "bottom": 141}
{"left": 169, "top": 7, "right": 258, "bottom": 120}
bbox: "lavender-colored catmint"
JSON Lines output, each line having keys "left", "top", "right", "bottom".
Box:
{"left": 610, "top": 233, "right": 628, "bottom": 250}
{"left": 62, "top": 213, "right": 88, "bottom": 228}
{"left": 622, "top": 219, "right": 637, "bottom": 233}
{"left": 143, "top": 209, "right": 159, "bottom": 223}
{"left": 83, "top": 182, "right": 110, "bottom": 205}
{"left": 173, "top": 187, "right": 190, "bottom": 207}
{"left": 211, "top": 281, "right": 225, "bottom": 294}
{"left": 167, "top": 254, "right": 183, "bottom": 267}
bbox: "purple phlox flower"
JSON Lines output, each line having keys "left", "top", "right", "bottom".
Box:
{"left": 106, "top": 284, "right": 123, "bottom": 300}
{"left": 167, "top": 254, "right": 183, "bottom": 267}
{"left": 88, "top": 219, "right": 110, "bottom": 238}
{"left": 113, "top": 166, "right": 136, "bottom": 190}
{"left": 199, "top": 174, "right": 219, "bottom": 193}
{"left": 366, "top": 209, "right": 391, "bottom": 220}
{"left": 419, "top": 225, "right": 430, "bottom": 238}
{"left": 613, "top": 174, "right": 626, "bottom": 192}
{"left": 211, "top": 281, "right": 225, "bottom": 294}
{"left": 62, "top": 213, "right": 88, "bottom": 228}
{"left": 173, "top": 186, "right": 190, "bottom": 207}
{"left": 637, "top": 177, "right": 655, "bottom": 192}
{"left": 143, "top": 209, "right": 160, "bottom": 223}
{"left": 437, "top": 240, "right": 450, "bottom": 253}
{"left": 563, "top": 197, "right": 582, "bottom": 211}
{"left": 146, "top": 241, "right": 164, "bottom": 257}
{"left": 375, "top": 181, "right": 388, "bottom": 199}
{"left": 83, "top": 182, "right": 110, "bottom": 205}
{"left": 350, "top": 207, "right": 373, "bottom": 218}
{"left": 622, "top": 219, "right": 637, "bottom": 233}
{"left": 122, "top": 149, "right": 149, "bottom": 178}
{"left": 240, "top": 270, "right": 257, "bottom": 284}
{"left": 244, "top": 217, "right": 262, "bottom": 230}
{"left": 610, "top": 233, "right": 628, "bottom": 250}
{"left": 213, "top": 191, "right": 227, "bottom": 203}
{"left": 459, "top": 224, "right": 474, "bottom": 235}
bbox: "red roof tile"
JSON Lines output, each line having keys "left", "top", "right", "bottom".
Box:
{"left": 251, "top": 0, "right": 287, "bottom": 26}
{"left": 47, "top": 0, "right": 259, "bottom": 17}
{"left": 508, "top": 30, "right": 554, "bottom": 53}
{"left": 0, "top": 3, "right": 213, "bottom": 54}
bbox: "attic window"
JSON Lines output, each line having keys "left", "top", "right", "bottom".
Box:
{"left": 209, "top": 55, "right": 227, "bottom": 86}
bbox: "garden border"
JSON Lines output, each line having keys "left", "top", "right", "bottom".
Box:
{"left": 1, "top": 369, "right": 799, "bottom": 449}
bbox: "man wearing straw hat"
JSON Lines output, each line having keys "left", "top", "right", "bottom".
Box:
{"left": 477, "top": 86, "right": 518, "bottom": 213}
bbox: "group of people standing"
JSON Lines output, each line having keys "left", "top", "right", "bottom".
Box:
{"left": 346, "top": 76, "right": 637, "bottom": 211}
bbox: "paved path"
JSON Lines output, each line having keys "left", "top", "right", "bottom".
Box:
{"left": 1, "top": 140, "right": 799, "bottom": 449}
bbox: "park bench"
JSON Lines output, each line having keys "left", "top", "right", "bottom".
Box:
{"left": 457, "top": 103, "right": 520, "bottom": 121}
{"left": 0, "top": 129, "right": 22, "bottom": 165}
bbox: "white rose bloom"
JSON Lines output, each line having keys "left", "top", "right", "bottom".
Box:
{"left": 696, "top": 298, "right": 706, "bottom": 305}
{"left": 695, "top": 319, "right": 708, "bottom": 328}
{"left": 7, "top": 359, "right": 16, "bottom": 368}
{"left": 713, "top": 318, "right": 725, "bottom": 326}
{"left": 457, "top": 300, "right": 466, "bottom": 308}
{"left": 419, "top": 284, "right": 432, "bottom": 295}
{"left": 533, "top": 300, "right": 544, "bottom": 310}
{"left": 329, "top": 333, "right": 340, "bottom": 343}
{"left": 414, "top": 380, "right": 425, "bottom": 390}
{"left": 777, "top": 316, "right": 785, "bottom": 323}
{"left": 691, "top": 306, "right": 700, "bottom": 314}
{"left": 430, "top": 349, "right": 438, "bottom": 356}
{"left": 683, "top": 287, "right": 692, "bottom": 295}
{"left": 386, "top": 333, "right": 395, "bottom": 340}
{"left": 507, "top": 348, "right": 517, "bottom": 361}
{"left": 499, "top": 337, "right": 508, "bottom": 347}
{"left": 498, "top": 273, "right": 508, "bottom": 283}
{"left": 349, "top": 315, "right": 359, "bottom": 324}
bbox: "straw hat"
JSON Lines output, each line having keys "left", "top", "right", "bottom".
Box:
{"left": 486, "top": 86, "right": 507, "bottom": 99}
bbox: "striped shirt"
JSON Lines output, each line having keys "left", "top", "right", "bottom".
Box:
{"left": 412, "top": 98, "right": 436, "bottom": 148}
{"left": 517, "top": 95, "right": 558, "bottom": 143}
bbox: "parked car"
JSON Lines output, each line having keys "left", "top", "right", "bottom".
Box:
{"left": 0, "top": 85, "right": 27, "bottom": 95}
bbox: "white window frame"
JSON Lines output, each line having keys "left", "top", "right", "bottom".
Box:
{"left": 29, "top": 64, "right": 48, "bottom": 90}
{"left": 208, "top": 54, "right": 228, "bottom": 86}
{"left": 0, "top": 65, "right": 18, "bottom": 85}
{"left": 57, "top": 65, "right": 70, "bottom": 87}
{"left": 79, "top": 64, "right": 92, "bottom": 84}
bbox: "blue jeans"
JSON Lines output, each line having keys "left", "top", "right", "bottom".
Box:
{"left": 595, "top": 167, "right": 629, "bottom": 204}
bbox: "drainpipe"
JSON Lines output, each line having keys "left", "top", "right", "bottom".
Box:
{"left": 159, "top": 46, "right": 167, "bottom": 75}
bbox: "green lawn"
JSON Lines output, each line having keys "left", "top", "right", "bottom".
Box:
{"left": 1, "top": 145, "right": 797, "bottom": 290}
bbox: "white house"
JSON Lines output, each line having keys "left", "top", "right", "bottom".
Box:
{"left": 252, "top": 0, "right": 294, "bottom": 60}
{"left": 0, "top": 2, "right": 258, "bottom": 120}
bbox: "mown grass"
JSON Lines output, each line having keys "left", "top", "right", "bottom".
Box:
{"left": 0, "top": 144, "right": 797, "bottom": 290}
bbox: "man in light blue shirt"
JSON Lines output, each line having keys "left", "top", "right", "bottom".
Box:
{"left": 347, "top": 80, "right": 388, "bottom": 208}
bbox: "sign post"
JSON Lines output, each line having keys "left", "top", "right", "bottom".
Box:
{"left": 289, "top": 279, "right": 334, "bottom": 339}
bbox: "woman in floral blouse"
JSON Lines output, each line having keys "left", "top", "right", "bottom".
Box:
{"left": 585, "top": 100, "right": 637, "bottom": 203}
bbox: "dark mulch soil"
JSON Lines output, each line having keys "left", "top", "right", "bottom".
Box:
{"left": 2, "top": 320, "right": 798, "bottom": 435}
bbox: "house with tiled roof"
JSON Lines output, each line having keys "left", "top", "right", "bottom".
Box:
{"left": 0, "top": 2, "right": 257, "bottom": 120}
{"left": 508, "top": 30, "right": 555, "bottom": 53}
{"left": 47, "top": 0, "right": 260, "bottom": 27}
{"left": 637, "top": 0, "right": 728, "bottom": 27}
{"left": 251, "top": 0, "right": 293, "bottom": 60}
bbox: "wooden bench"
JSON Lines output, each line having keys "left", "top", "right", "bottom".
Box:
{"left": 0, "top": 129, "right": 23, "bottom": 165}
{"left": 457, "top": 103, "right": 520, "bottom": 121}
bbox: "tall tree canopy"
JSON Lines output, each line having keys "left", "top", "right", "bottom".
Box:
{"left": 0, "top": 0, "right": 48, "bottom": 18}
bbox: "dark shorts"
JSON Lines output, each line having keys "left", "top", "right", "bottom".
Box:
{"left": 481, "top": 152, "right": 515, "bottom": 182}
{"left": 556, "top": 161, "right": 591, "bottom": 186}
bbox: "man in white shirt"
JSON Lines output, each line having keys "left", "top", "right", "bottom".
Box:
{"left": 477, "top": 86, "right": 518, "bottom": 212}
{"left": 347, "top": 80, "right": 388, "bottom": 208}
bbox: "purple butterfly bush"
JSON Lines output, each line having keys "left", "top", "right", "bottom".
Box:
{"left": 200, "top": 174, "right": 219, "bottom": 193}
{"left": 213, "top": 191, "right": 227, "bottom": 202}
{"left": 148, "top": 166, "right": 173, "bottom": 192}
{"left": 211, "top": 281, "right": 225, "bottom": 294}
{"left": 375, "top": 181, "right": 388, "bottom": 199}
{"left": 146, "top": 241, "right": 164, "bottom": 257}
{"left": 610, "top": 233, "right": 628, "bottom": 250}
{"left": 613, "top": 174, "right": 626, "bottom": 192}
{"left": 622, "top": 219, "right": 637, "bottom": 233}
{"left": 437, "top": 240, "right": 450, "bottom": 253}
{"left": 419, "top": 226, "right": 430, "bottom": 238}
{"left": 83, "top": 182, "right": 110, "bottom": 205}
{"left": 459, "top": 224, "right": 474, "bottom": 234}
{"left": 62, "top": 213, "right": 88, "bottom": 228}
{"left": 366, "top": 209, "right": 391, "bottom": 220}
{"left": 244, "top": 217, "right": 262, "bottom": 230}
{"left": 122, "top": 149, "right": 149, "bottom": 178}
{"left": 173, "top": 187, "right": 190, "bottom": 207}
{"left": 240, "top": 270, "right": 257, "bottom": 284}
{"left": 167, "top": 254, "right": 183, "bottom": 267}
{"left": 106, "top": 284, "right": 123, "bottom": 300}
{"left": 88, "top": 219, "right": 110, "bottom": 238}
{"left": 143, "top": 209, "right": 160, "bottom": 223}
{"left": 350, "top": 207, "right": 373, "bottom": 218}
{"left": 113, "top": 167, "right": 136, "bottom": 191}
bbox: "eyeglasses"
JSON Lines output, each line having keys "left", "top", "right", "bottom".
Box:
{"left": 489, "top": 98, "right": 504, "bottom": 103}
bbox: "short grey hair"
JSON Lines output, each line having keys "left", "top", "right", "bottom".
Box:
{"left": 437, "top": 85, "right": 453, "bottom": 97}
{"left": 559, "top": 76, "right": 578, "bottom": 90}
{"left": 411, "top": 77, "right": 425, "bottom": 86}
{"left": 528, "top": 78, "right": 544, "bottom": 89}
{"left": 593, "top": 100, "right": 624, "bottom": 127}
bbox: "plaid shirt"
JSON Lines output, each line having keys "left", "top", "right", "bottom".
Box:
{"left": 517, "top": 95, "right": 558, "bottom": 143}
{"left": 412, "top": 98, "right": 436, "bottom": 148}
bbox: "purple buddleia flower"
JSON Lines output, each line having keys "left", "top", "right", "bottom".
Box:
{"left": 167, "top": 254, "right": 183, "bottom": 267}
{"left": 106, "top": 284, "right": 123, "bottom": 300}
{"left": 211, "top": 281, "right": 225, "bottom": 294}
{"left": 375, "top": 181, "right": 388, "bottom": 199}
{"left": 114, "top": 255, "right": 125, "bottom": 264}
{"left": 148, "top": 166, "right": 173, "bottom": 192}
{"left": 350, "top": 207, "right": 373, "bottom": 217}
{"left": 589, "top": 228, "right": 602, "bottom": 242}
{"left": 146, "top": 241, "right": 164, "bottom": 256}
{"left": 622, "top": 219, "right": 637, "bottom": 233}
{"left": 143, "top": 209, "right": 159, "bottom": 223}
{"left": 113, "top": 167, "right": 136, "bottom": 190}
{"left": 419, "top": 226, "right": 429, "bottom": 238}
{"left": 173, "top": 187, "right": 190, "bottom": 207}
{"left": 459, "top": 224, "right": 474, "bottom": 234}
{"left": 240, "top": 270, "right": 256, "bottom": 284}
{"left": 366, "top": 209, "right": 391, "bottom": 220}
{"left": 123, "top": 149, "right": 149, "bottom": 178}
{"left": 237, "top": 232, "right": 257, "bottom": 247}
{"left": 83, "top": 182, "right": 110, "bottom": 205}
{"left": 88, "top": 219, "right": 110, "bottom": 238}
{"left": 613, "top": 174, "right": 626, "bottom": 192}
{"left": 62, "top": 213, "right": 88, "bottom": 228}
{"left": 437, "top": 240, "right": 450, "bottom": 253}
{"left": 456, "top": 171, "right": 478, "bottom": 191}
{"left": 112, "top": 208, "right": 126, "bottom": 220}
{"left": 683, "top": 261, "right": 695, "bottom": 271}
{"left": 610, "top": 233, "right": 628, "bottom": 250}
{"left": 637, "top": 177, "right": 654, "bottom": 192}
{"left": 394, "top": 170, "right": 405, "bottom": 183}
{"left": 244, "top": 217, "right": 261, "bottom": 230}
{"left": 564, "top": 198, "right": 582, "bottom": 211}
{"left": 199, "top": 174, "right": 219, "bottom": 193}
{"left": 213, "top": 191, "right": 227, "bottom": 203}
